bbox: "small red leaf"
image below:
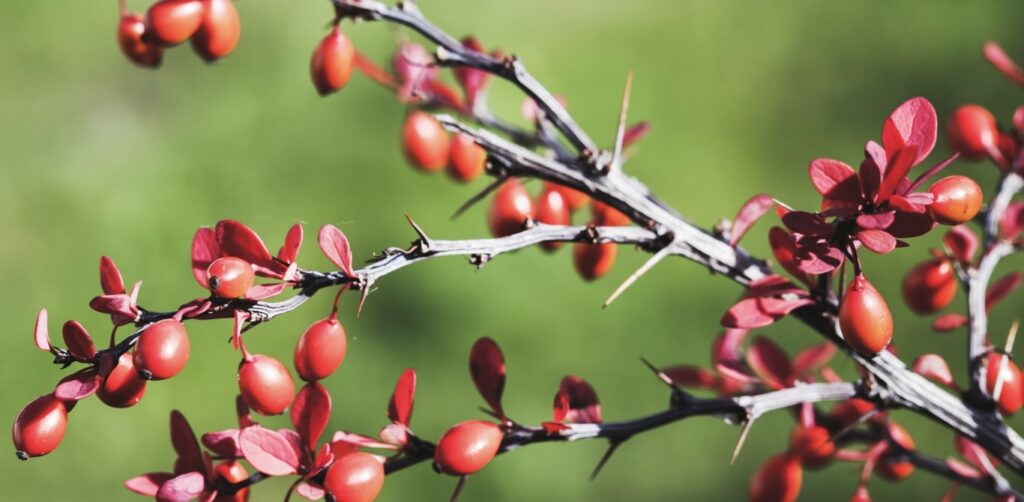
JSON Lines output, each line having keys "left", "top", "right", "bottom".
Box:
{"left": 792, "top": 343, "right": 837, "bottom": 378}
{"left": 291, "top": 382, "right": 332, "bottom": 453}
{"left": 244, "top": 283, "right": 288, "bottom": 301}
{"left": 622, "top": 121, "right": 651, "bottom": 148}
{"left": 191, "top": 227, "right": 221, "bottom": 288}
{"left": 881, "top": 97, "right": 937, "bottom": 164}
{"left": 469, "top": 337, "right": 507, "bottom": 421}
{"left": 239, "top": 426, "right": 301, "bottom": 476}
{"left": 768, "top": 227, "right": 811, "bottom": 286}
{"left": 875, "top": 145, "right": 919, "bottom": 203}
{"left": 125, "top": 472, "right": 174, "bottom": 497}
{"left": 295, "top": 482, "right": 326, "bottom": 501}
{"left": 216, "top": 220, "right": 276, "bottom": 271}
{"left": 911, "top": 354, "right": 955, "bottom": 388}
{"left": 170, "top": 410, "right": 204, "bottom": 476}
{"left": 933, "top": 313, "right": 968, "bottom": 333}
{"left": 756, "top": 295, "right": 815, "bottom": 316}
{"left": 782, "top": 211, "right": 834, "bottom": 236}
{"left": 552, "top": 390, "right": 570, "bottom": 422}
{"left": 34, "top": 309, "right": 50, "bottom": 352}
{"left": 387, "top": 368, "right": 416, "bottom": 426}
{"left": 89, "top": 294, "right": 135, "bottom": 318}
{"left": 956, "top": 436, "right": 996, "bottom": 473}
{"left": 946, "top": 458, "right": 983, "bottom": 480}
{"left": 809, "top": 159, "right": 861, "bottom": 203}
{"left": 721, "top": 297, "right": 781, "bottom": 329}
{"left": 661, "top": 365, "right": 717, "bottom": 389}
{"left": 944, "top": 226, "right": 979, "bottom": 264}
{"left": 62, "top": 320, "right": 95, "bottom": 361}
{"left": 984, "top": 42, "right": 1024, "bottom": 87}
{"left": 712, "top": 328, "right": 752, "bottom": 382}
{"left": 99, "top": 256, "right": 126, "bottom": 295}
{"left": 155, "top": 471, "right": 206, "bottom": 502}
{"left": 1000, "top": 202, "right": 1024, "bottom": 240}
{"left": 278, "top": 224, "right": 304, "bottom": 264}
{"left": 857, "top": 229, "right": 897, "bottom": 254}
{"left": 745, "top": 336, "right": 793, "bottom": 390}
{"left": 986, "top": 272, "right": 1022, "bottom": 310}
{"left": 201, "top": 430, "right": 242, "bottom": 458}
{"left": 559, "top": 376, "right": 601, "bottom": 424}
{"left": 855, "top": 212, "right": 895, "bottom": 230}
{"left": 54, "top": 368, "right": 101, "bottom": 401}
{"left": 730, "top": 194, "right": 774, "bottom": 246}
{"left": 318, "top": 224, "right": 354, "bottom": 276}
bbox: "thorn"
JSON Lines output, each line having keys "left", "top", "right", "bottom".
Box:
{"left": 610, "top": 70, "right": 634, "bottom": 173}
{"left": 731, "top": 418, "right": 755, "bottom": 465}
{"left": 993, "top": 320, "right": 1019, "bottom": 402}
{"left": 590, "top": 441, "right": 622, "bottom": 480}
{"left": 603, "top": 245, "right": 672, "bottom": 308}
{"left": 404, "top": 213, "right": 432, "bottom": 249}
{"left": 450, "top": 475, "right": 468, "bottom": 502}
{"left": 356, "top": 283, "right": 371, "bottom": 317}
{"left": 639, "top": 357, "right": 674, "bottom": 387}
{"left": 451, "top": 177, "right": 508, "bottom": 220}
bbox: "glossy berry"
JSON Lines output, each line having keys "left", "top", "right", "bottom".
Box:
{"left": 434, "top": 420, "right": 503, "bottom": 476}
{"left": 213, "top": 460, "right": 249, "bottom": 502}
{"left": 543, "top": 182, "right": 588, "bottom": 211}
{"left": 145, "top": 0, "right": 205, "bottom": 46}
{"left": 191, "top": 0, "right": 240, "bottom": 62}
{"left": 535, "top": 189, "right": 570, "bottom": 252}
{"left": 928, "top": 175, "right": 983, "bottom": 225}
{"left": 293, "top": 316, "right": 347, "bottom": 382}
{"left": 985, "top": 353, "right": 1023, "bottom": 415}
{"left": 323, "top": 452, "right": 385, "bottom": 502}
{"left": 850, "top": 487, "right": 872, "bottom": 502}
{"left": 98, "top": 353, "right": 147, "bottom": 408}
{"left": 206, "top": 256, "right": 255, "bottom": 299}
{"left": 447, "top": 133, "right": 486, "bottom": 182}
{"left": 749, "top": 453, "right": 802, "bottom": 502}
{"left": 487, "top": 179, "right": 533, "bottom": 237}
{"left": 591, "top": 199, "right": 631, "bottom": 226}
{"left": 789, "top": 424, "right": 835, "bottom": 468}
{"left": 310, "top": 26, "right": 354, "bottom": 96}
{"left": 238, "top": 354, "right": 295, "bottom": 415}
{"left": 133, "top": 319, "right": 190, "bottom": 380}
{"left": 573, "top": 242, "right": 616, "bottom": 281}
{"left": 839, "top": 276, "right": 893, "bottom": 355}
{"left": 118, "top": 12, "right": 163, "bottom": 68}
{"left": 402, "top": 112, "right": 450, "bottom": 172}
{"left": 901, "top": 258, "right": 956, "bottom": 315}
{"left": 877, "top": 423, "right": 915, "bottom": 481}
{"left": 947, "top": 105, "right": 998, "bottom": 160}
{"left": 12, "top": 394, "right": 67, "bottom": 460}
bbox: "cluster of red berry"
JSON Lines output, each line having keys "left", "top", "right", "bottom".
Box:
{"left": 117, "top": 0, "right": 240, "bottom": 67}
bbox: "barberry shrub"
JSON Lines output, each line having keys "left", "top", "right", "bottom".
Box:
{"left": 7, "top": 1, "right": 1024, "bottom": 501}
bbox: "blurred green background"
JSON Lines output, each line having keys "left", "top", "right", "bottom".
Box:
{"left": 3, "top": 0, "right": 1024, "bottom": 500}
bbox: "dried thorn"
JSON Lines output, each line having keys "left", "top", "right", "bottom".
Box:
{"left": 450, "top": 475, "right": 468, "bottom": 502}
{"left": 731, "top": 418, "right": 755, "bottom": 465}
{"left": 603, "top": 245, "right": 672, "bottom": 308}
{"left": 356, "top": 281, "right": 372, "bottom": 317}
{"left": 610, "top": 70, "right": 634, "bottom": 173}
{"left": 239, "top": 320, "right": 262, "bottom": 335}
{"left": 404, "top": 213, "right": 433, "bottom": 250}
{"left": 590, "top": 441, "right": 623, "bottom": 481}
{"left": 452, "top": 177, "right": 508, "bottom": 220}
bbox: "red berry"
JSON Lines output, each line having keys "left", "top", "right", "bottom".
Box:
{"left": 789, "top": 425, "right": 834, "bottom": 468}
{"left": 323, "top": 452, "right": 385, "bottom": 502}
{"left": 487, "top": 179, "right": 533, "bottom": 237}
{"left": 985, "top": 352, "right": 1023, "bottom": 415}
{"left": 947, "top": 105, "right": 998, "bottom": 160}
{"left": 749, "top": 453, "right": 802, "bottom": 502}
{"left": 447, "top": 133, "right": 486, "bottom": 182}
{"left": 543, "top": 182, "right": 588, "bottom": 211}
{"left": 293, "top": 316, "right": 347, "bottom": 382}
{"left": 838, "top": 276, "right": 893, "bottom": 355}
{"left": 133, "top": 319, "right": 190, "bottom": 380}
{"left": 434, "top": 420, "right": 503, "bottom": 476}
{"left": 876, "top": 423, "right": 915, "bottom": 481}
{"left": 535, "top": 189, "right": 570, "bottom": 252}
{"left": 573, "top": 242, "right": 616, "bottom": 281}
{"left": 849, "top": 486, "right": 872, "bottom": 502}
{"left": 238, "top": 354, "right": 295, "bottom": 415}
{"left": 145, "top": 0, "right": 205, "bottom": 46}
{"left": 310, "top": 26, "right": 354, "bottom": 96}
{"left": 118, "top": 12, "right": 163, "bottom": 68}
{"left": 928, "top": 175, "right": 983, "bottom": 225}
{"left": 12, "top": 394, "right": 67, "bottom": 460}
{"left": 213, "top": 460, "right": 249, "bottom": 502}
{"left": 190, "top": 0, "right": 240, "bottom": 62}
{"left": 206, "top": 257, "right": 255, "bottom": 299}
{"left": 901, "top": 258, "right": 956, "bottom": 315}
{"left": 98, "top": 353, "right": 147, "bottom": 408}
{"left": 591, "top": 199, "right": 631, "bottom": 226}
{"left": 402, "top": 112, "right": 450, "bottom": 172}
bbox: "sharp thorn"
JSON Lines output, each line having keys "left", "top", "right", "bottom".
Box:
{"left": 451, "top": 177, "right": 508, "bottom": 220}
{"left": 731, "top": 419, "right": 755, "bottom": 465}
{"left": 404, "top": 213, "right": 431, "bottom": 244}
{"left": 590, "top": 441, "right": 623, "bottom": 481}
{"left": 610, "top": 70, "right": 634, "bottom": 172}
{"left": 450, "top": 476, "right": 468, "bottom": 502}
{"left": 603, "top": 245, "right": 671, "bottom": 308}
{"left": 356, "top": 284, "right": 371, "bottom": 317}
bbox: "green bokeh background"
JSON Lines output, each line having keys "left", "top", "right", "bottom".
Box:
{"left": 3, "top": 1, "right": 1024, "bottom": 500}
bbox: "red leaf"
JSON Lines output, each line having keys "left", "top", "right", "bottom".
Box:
{"left": 330, "top": 431, "right": 397, "bottom": 451}
{"left": 239, "top": 426, "right": 301, "bottom": 476}
{"left": 469, "top": 337, "right": 507, "bottom": 421}
{"left": 89, "top": 294, "right": 135, "bottom": 318}
{"left": 730, "top": 194, "right": 774, "bottom": 246}
{"left": 278, "top": 224, "right": 304, "bottom": 264}
{"left": 933, "top": 313, "right": 968, "bottom": 333}
{"left": 857, "top": 229, "right": 897, "bottom": 254}
{"left": 1000, "top": 202, "right": 1024, "bottom": 240}
{"left": 792, "top": 343, "right": 837, "bottom": 378}
{"left": 984, "top": 42, "right": 1024, "bottom": 87}
{"left": 155, "top": 471, "right": 206, "bottom": 502}
{"left": 911, "top": 354, "right": 955, "bottom": 388}
{"left": 946, "top": 458, "right": 983, "bottom": 480}
{"left": 809, "top": 159, "right": 861, "bottom": 203}
{"left": 661, "top": 365, "right": 717, "bottom": 389}
{"left": 782, "top": 211, "right": 834, "bottom": 236}
{"left": 291, "top": 382, "right": 332, "bottom": 453}
{"left": 215, "top": 220, "right": 276, "bottom": 271}
{"left": 755, "top": 295, "right": 815, "bottom": 316}
{"left": 721, "top": 297, "right": 781, "bottom": 329}
{"left": 387, "top": 368, "right": 416, "bottom": 426}
{"left": 944, "top": 226, "right": 979, "bottom": 264}
{"left": 794, "top": 239, "right": 844, "bottom": 274}
{"left": 244, "top": 283, "right": 288, "bottom": 301}
{"left": 201, "top": 430, "right": 242, "bottom": 458}
{"left": 125, "top": 472, "right": 174, "bottom": 497}
{"left": 887, "top": 210, "right": 936, "bottom": 238}
{"left": 745, "top": 336, "right": 793, "bottom": 390}
{"left": 881, "top": 97, "right": 937, "bottom": 164}
{"left": 712, "top": 328, "right": 753, "bottom": 382}
{"left": 860, "top": 146, "right": 884, "bottom": 198}
{"left": 855, "top": 212, "right": 895, "bottom": 230}
{"left": 191, "top": 227, "right": 220, "bottom": 288}
{"left": 552, "top": 390, "right": 570, "bottom": 422}
{"left": 170, "top": 410, "right": 204, "bottom": 476}
{"left": 956, "top": 436, "right": 996, "bottom": 473}
{"left": 986, "top": 272, "right": 1022, "bottom": 310}
{"left": 62, "top": 320, "right": 95, "bottom": 361}
{"left": 54, "top": 368, "right": 101, "bottom": 401}
{"left": 34, "top": 309, "right": 50, "bottom": 352}
{"left": 622, "top": 121, "right": 651, "bottom": 148}
{"left": 318, "top": 224, "right": 354, "bottom": 276}
{"left": 99, "top": 256, "right": 126, "bottom": 295}
{"left": 559, "top": 376, "right": 601, "bottom": 423}
{"left": 295, "top": 482, "right": 326, "bottom": 501}
{"left": 768, "top": 227, "right": 811, "bottom": 286}
{"left": 875, "top": 145, "right": 919, "bottom": 203}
